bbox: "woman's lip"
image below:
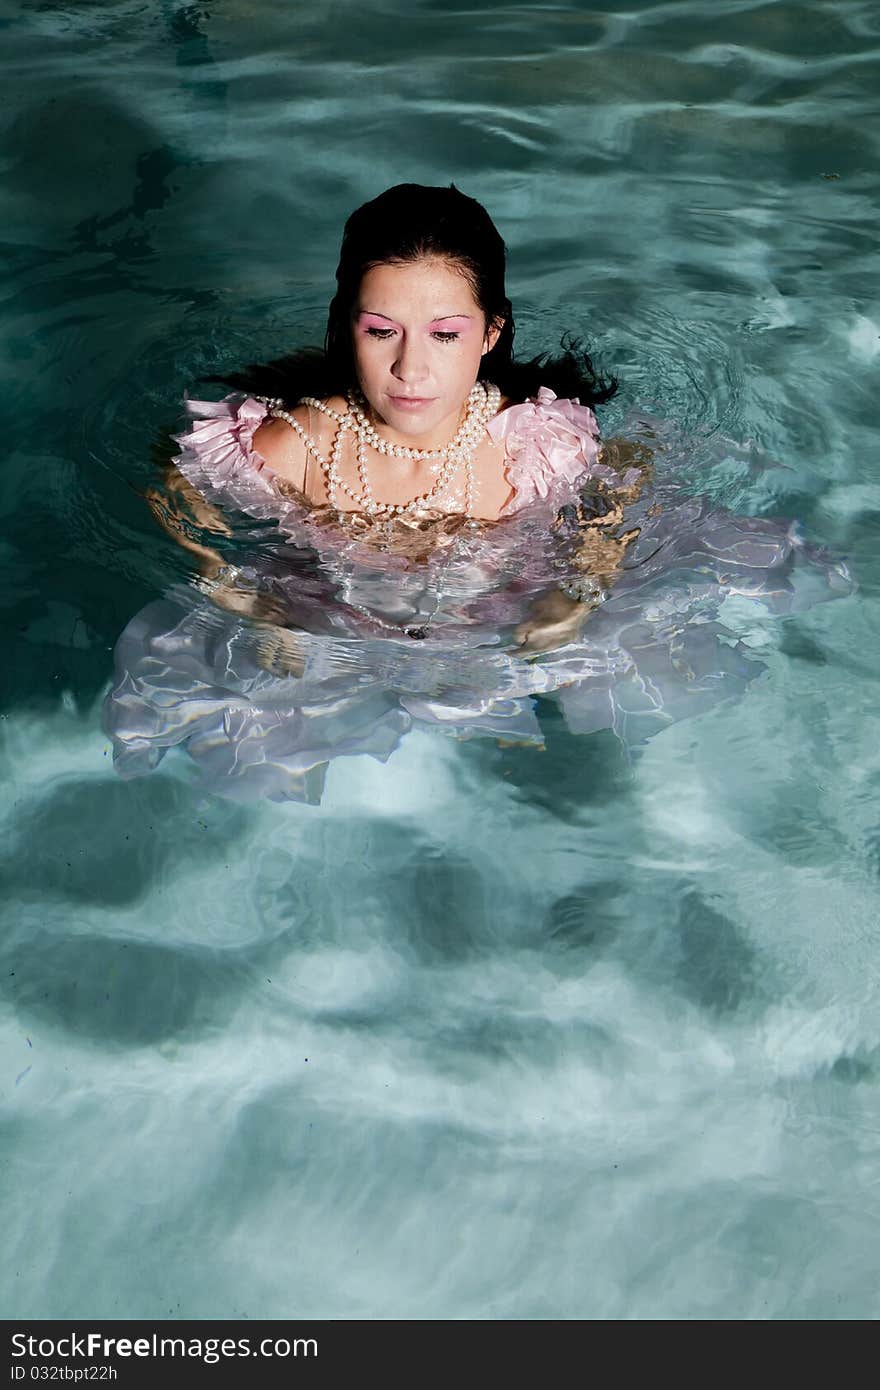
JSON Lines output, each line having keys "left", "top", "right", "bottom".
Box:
{"left": 387, "top": 395, "right": 436, "bottom": 409}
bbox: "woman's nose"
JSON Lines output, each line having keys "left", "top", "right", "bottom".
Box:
{"left": 392, "top": 335, "right": 429, "bottom": 383}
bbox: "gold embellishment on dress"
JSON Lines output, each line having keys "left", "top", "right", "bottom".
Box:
{"left": 550, "top": 445, "right": 652, "bottom": 610}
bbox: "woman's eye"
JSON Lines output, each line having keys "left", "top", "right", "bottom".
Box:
{"left": 364, "top": 327, "right": 458, "bottom": 342}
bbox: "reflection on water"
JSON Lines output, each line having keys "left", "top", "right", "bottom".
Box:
{"left": 2, "top": 0, "right": 879, "bottom": 1322}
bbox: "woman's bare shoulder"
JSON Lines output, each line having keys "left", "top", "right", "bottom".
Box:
{"left": 252, "top": 404, "right": 310, "bottom": 489}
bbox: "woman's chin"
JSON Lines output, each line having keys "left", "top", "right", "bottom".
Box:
{"left": 358, "top": 388, "right": 466, "bottom": 444}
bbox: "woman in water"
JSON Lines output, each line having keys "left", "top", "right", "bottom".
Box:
{"left": 106, "top": 183, "right": 848, "bottom": 801}
{"left": 152, "top": 181, "right": 642, "bottom": 658}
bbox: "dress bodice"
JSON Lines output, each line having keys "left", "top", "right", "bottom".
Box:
{"left": 171, "top": 385, "right": 617, "bottom": 532}
{"left": 169, "top": 384, "right": 640, "bottom": 639}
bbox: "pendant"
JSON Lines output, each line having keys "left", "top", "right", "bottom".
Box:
{"left": 406, "top": 626, "right": 429, "bottom": 640}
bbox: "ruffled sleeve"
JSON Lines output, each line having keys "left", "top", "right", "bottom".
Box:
{"left": 171, "top": 392, "right": 279, "bottom": 508}
{"left": 488, "top": 385, "right": 629, "bottom": 512}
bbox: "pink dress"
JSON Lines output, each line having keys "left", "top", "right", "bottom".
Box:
{"left": 102, "top": 386, "right": 851, "bottom": 802}
{"left": 169, "top": 385, "right": 616, "bottom": 528}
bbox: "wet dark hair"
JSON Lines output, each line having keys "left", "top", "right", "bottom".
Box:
{"left": 210, "top": 183, "right": 617, "bottom": 408}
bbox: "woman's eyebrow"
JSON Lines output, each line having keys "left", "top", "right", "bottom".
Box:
{"left": 356, "top": 310, "right": 474, "bottom": 326}
{"left": 357, "top": 311, "right": 400, "bottom": 324}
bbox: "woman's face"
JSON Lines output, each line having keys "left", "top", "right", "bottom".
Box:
{"left": 351, "top": 257, "right": 502, "bottom": 445}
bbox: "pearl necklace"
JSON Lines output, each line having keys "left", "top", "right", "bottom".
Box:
{"left": 260, "top": 381, "right": 501, "bottom": 519}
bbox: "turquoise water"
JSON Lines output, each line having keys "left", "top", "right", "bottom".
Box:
{"left": 3, "top": 0, "right": 879, "bottom": 1319}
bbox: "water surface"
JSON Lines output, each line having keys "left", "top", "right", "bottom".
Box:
{"left": 2, "top": 0, "right": 879, "bottom": 1319}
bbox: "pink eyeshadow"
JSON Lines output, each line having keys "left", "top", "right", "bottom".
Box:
{"left": 357, "top": 313, "right": 399, "bottom": 331}
{"left": 356, "top": 312, "right": 474, "bottom": 332}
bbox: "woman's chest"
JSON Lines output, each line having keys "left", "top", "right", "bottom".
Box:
{"left": 297, "top": 410, "right": 516, "bottom": 522}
